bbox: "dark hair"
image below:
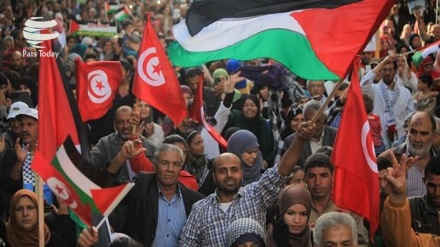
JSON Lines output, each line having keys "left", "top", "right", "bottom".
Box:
{"left": 425, "top": 156, "right": 440, "bottom": 177}
{"left": 241, "top": 94, "right": 261, "bottom": 119}
{"left": 18, "top": 76, "right": 38, "bottom": 107}
{"left": 292, "top": 165, "right": 304, "bottom": 174}
{"left": 383, "top": 58, "right": 398, "bottom": 70}
{"left": 4, "top": 70, "right": 20, "bottom": 90}
{"left": 185, "top": 130, "right": 200, "bottom": 145}
{"left": 363, "top": 94, "right": 374, "bottom": 114}
{"left": 304, "top": 153, "right": 334, "bottom": 174}
{"left": 316, "top": 146, "right": 333, "bottom": 157}
{"left": 186, "top": 67, "right": 202, "bottom": 79}
{"left": 0, "top": 72, "right": 7, "bottom": 86}
{"left": 419, "top": 74, "right": 433, "bottom": 88}
{"left": 163, "top": 134, "right": 187, "bottom": 147}
{"left": 108, "top": 236, "right": 142, "bottom": 247}
{"left": 376, "top": 157, "right": 392, "bottom": 171}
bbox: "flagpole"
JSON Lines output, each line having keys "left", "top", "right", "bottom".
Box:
{"left": 309, "top": 79, "right": 345, "bottom": 125}
{"left": 35, "top": 173, "right": 45, "bottom": 247}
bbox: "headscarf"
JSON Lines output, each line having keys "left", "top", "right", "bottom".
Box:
{"left": 273, "top": 185, "right": 312, "bottom": 247}
{"left": 225, "top": 218, "right": 266, "bottom": 247}
{"left": 240, "top": 94, "right": 264, "bottom": 141}
{"left": 6, "top": 189, "right": 51, "bottom": 247}
{"left": 280, "top": 104, "right": 303, "bottom": 140}
{"left": 227, "top": 130, "right": 262, "bottom": 186}
{"left": 17, "top": 76, "right": 38, "bottom": 107}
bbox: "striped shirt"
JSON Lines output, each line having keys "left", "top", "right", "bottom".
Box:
{"left": 407, "top": 164, "right": 426, "bottom": 198}
{"left": 179, "top": 165, "right": 290, "bottom": 247}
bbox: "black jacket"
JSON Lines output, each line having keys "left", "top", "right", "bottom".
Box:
{"left": 409, "top": 195, "right": 440, "bottom": 235}
{"left": 110, "top": 172, "right": 204, "bottom": 246}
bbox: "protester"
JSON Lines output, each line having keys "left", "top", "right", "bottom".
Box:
{"left": 313, "top": 212, "right": 359, "bottom": 247}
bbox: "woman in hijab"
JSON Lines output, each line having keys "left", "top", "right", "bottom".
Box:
{"left": 184, "top": 130, "right": 213, "bottom": 188}
{"left": 0, "top": 189, "right": 74, "bottom": 247}
{"left": 137, "top": 100, "right": 164, "bottom": 147}
{"left": 225, "top": 94, "right": 274, "bottom": 168}
{"left": 227, "top": 129, "right": 263, "bottom": 186}
{"left": 280, "top": 104, "right": 304, "bottom": 141}
{"left": 266, "top": 185, "right": 312, "bottom": 247}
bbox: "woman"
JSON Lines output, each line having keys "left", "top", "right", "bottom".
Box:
{"left": 414, "top": 74, "right": 437, "bottom": 112}
{"left": 225, "top": 218, "right": 266, "bottom": 247}
{"left": 280, "top": 104, "right": 304, "bottom": 141}
{"left": 227, "top": 129, "right": 263, "bottom": 186}
{"left": 225, "top": 94, "right": 274, "bottom": 167}
{"left": 184, "top": 130, "right": 212, "bottom": 187}
{"left": 266, "top": 185, "right": 312, "bottom": 247}
{"left": 137, "top": 100, "right": 164, "bottom": 147}
{"left": 0, "top": 189, "right": 74, "bottom": 247}
{"left": 399, "top": 24, "right": 413, "bottom": 47}
{"left": 17, "top": 76, "right": 38, "bottom": 108}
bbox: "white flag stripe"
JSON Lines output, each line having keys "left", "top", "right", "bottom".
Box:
{"left": 173, "top": 11, "right": 306, "bottom": 52}
{"left": 421, "top": 44, "right": 440, "bottom": 58}
{"left": 56, "top": 145, "right": 100, "bottom": 196}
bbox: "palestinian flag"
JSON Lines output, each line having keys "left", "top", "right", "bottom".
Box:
{"left": 115, "top": 6, "right": 131, "bottom": 22}
{"left": 412, "top": 40, "right": 440, "bottom": 66}
{"left": 70, "top": 19, "right": 117, "bottom": 38}
{"left": 105, "top": 3, "right": 124, "bottom": 14}
{"left": 34, "top": 137, "right": 134, "bottom": 226}
{"left": 168, "top": 0, "right": 394, "bottom": 80}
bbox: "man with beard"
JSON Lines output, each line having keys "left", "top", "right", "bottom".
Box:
{"left": 179, "top": 121, "right": 314, "bottom": 247}
{"left": 90, "top": 106, "right": 156, "bottom": 181}
{"left": 362, "top": 58, "right": 413, "bottom": 147}
{"left": 390, "top": 111, "right": 436, "bottom": 197}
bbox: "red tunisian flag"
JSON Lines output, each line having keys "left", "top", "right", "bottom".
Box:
{"left": 188, "top": 75, "right": 227, "bottom": 149}
{"left": 331, "top": 58, "right": 380, "bottom": 240}
{"left": 75, "top": 59, "right": 122, "bottom": 122}
{"left": 133, "top": 15, "right": 187, "bottom": 125}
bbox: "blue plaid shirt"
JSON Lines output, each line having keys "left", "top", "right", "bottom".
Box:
{"left": 179, "top": 165, "right": 290, "bottom": 247}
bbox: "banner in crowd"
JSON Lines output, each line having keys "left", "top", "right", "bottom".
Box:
{"left": 331, "top": 57, "right": 380, "bottom": 240}
{"left": 168, "top": 0, "right": 394, "bottom": 80}
{"left": 70, "top": 20, "right": 117, "bottom": 38}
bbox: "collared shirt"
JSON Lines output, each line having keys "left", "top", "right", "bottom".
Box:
{"left": 407, "top": 164, "right": 426, "bottom": 198}
{"left": 179, "top": 165, "right": 290, "bottom": 247}
{"left": 309, "top": 130, "right": 325, "bottom": 154}
{"left": 152, "top": 187, "right": 187, "bottom": 247}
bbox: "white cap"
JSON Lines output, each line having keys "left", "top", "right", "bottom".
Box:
{"left": 7, "top": 101, "right": 29, "bottom": 120}
{"left": 16, "top": 108, "right": 38, "bottom": 120}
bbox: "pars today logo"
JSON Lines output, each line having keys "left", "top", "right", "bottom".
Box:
{"left": 23, "top": 17, "right": 60, "bottom": 58}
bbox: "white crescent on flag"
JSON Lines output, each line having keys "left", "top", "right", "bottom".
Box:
{"left": 361, "top": 120, "right": 378, "bottom": 173}
{"left": 87, "top": 70, "right": 111, "bottom": 104}
{"left": 137, "top": 47, "right": 166, "bottom": 87}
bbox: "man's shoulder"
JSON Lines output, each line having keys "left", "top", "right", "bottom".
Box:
{"left": 191, "top": 193, "right": 216, "bottom": 209}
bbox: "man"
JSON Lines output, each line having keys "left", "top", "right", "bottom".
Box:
{"left": 381, "top": 153, "right": 440, "bottom": 246}
{"left": 282, "top": 100, "right": 337, "bottom": 167}
{"left": 179, "top": 121, "right": 313, "bottom": 247}
{"left": 391, "top": 111, "right": 436, "bottom": 197}
{"left": 409, "top": 156, "right": 440, "bottom": 235}
{"left": 104, "top": 35, "right": 123, "bottom": 61}
{"left": 0, "top": 108, "right": 52, "bottom": 217}
{"left": 185, "top": 67, "right": 217, "bottom": 117}
{"left": 9, "top": 51, "right": 26, "bottom": 76}
{"left": 304, "top": 153, "right": 369, "bottom": 246}
{"left": 307, "top": 80, "right": 326, "bottom": 103}
{"left": 0, "top": 101, "right": 29, "bottom": 159}
{"left": 90, "top": 106, "right": 156, "bottom": 181}
{"left": 431, "top": 117, "right": 440, "bottom": 153}
{"left": 314, "top": 212, "right": 358, "bottom": 247}
{"left": 363, "top": 59, "right": 413, "bottom": 147}
{"left": 110, "top": 144, "right": 204, "bottom": 246}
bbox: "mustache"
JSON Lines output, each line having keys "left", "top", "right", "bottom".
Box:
{"left": 21, "top": 131, "right": 30, "bottom": 136}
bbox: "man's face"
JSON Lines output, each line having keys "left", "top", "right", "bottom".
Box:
{"left": 305, "top": 110, "right": 324, "bottom": 139}
{"left": 9, "top": 118, "right": 22, "bottom": 135}
{"left": 213, "top": 155, "right": 243, "bottom": 194}
{"left": 186, "top": 76, "right": 199, "bottom": 92}
{"left": 305, "top": 167, "right": 332, "bottom": 200}
{"left": 154, "top": 150, "right": 183, "bottom": 187}
{"left": 20, "top": 116, "right": 38, "bottom": 145}
{"left": 406, "top": 113, "right": 434, "bottom": 159}
{"left": 114, "top": 110, "right": 132, "bottom": 139}
{"left": 110, "top": 37, "right": 120, "bottom": 53}
{"left": 5, "top": 39, "right": 14, "bottom": 50}
{"left": 425, "top": 173, "right": 440, "bottom": 209}
{"left": 320, "top": 225, "right": 356, "bottom": 247}
{"left": 361, "top": 52, "right": 373, "bottom": 65}
{"left": 307, "top": 81, "right": 325, "bottom": 99}
{"left": 15, "top": 32, "right": 26, "bottom": 48}
{"left": 10, "top": 53, "right": 23, "bottom": 70}
{"left": 381, "top": 63, "right": 396, "bottom": 85}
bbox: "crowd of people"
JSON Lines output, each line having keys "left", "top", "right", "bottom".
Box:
{"left": 0, "top": 0, "right": 439, "bottom": 246}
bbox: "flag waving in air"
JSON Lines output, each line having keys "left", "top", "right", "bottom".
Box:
{"left": 168, "top": 0, "right": 394, "bottom": 80}
{"left": 331, "top": 57, "right": 380, "bottom": 240}
{"left": 75, "top": 59, "right": 123, "bottom": 122}
{"left": 412, "top": 40, "right": 440, "bottom": 66}
{"left": 188, "top": 75, "right": 227, "bottom": 149}
{"left": 133, "top": 15, "right": 187, "bottom": 125}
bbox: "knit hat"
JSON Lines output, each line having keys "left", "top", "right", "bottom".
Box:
{"left": 213, "top": 68, "right": 228, "bottom": 78}
{"left": 279, "top": 185, "right": 312, "bottom": 218}
{"left": 225, "top": 218, "right": 266, "bottom": 247}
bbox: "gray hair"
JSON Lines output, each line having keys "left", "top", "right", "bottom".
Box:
{"left": 4, "top": 35, "right": 13, "bottom": 43}
{"left": 435, "top": 117, "right": 440, "bottom": 132}
{"left": 314, "top": 212, "right": 358, "bottom": 246}
{"left": 306, "top": 80, "right": 324, "bottom": 89}
{"left": 153, "top": 143, "right": 184, "bottom": 164}
{"left": 303, "top": 99, "right": 321, "bottom": 116}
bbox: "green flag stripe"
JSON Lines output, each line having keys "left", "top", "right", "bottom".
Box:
{"left": 169, "top": 29, "right": 339, "bottom": 80}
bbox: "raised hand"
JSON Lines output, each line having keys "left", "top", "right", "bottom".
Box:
{"left": 297, "top": 121, "right": 316, "bottom": 140}
{"left": 51, "top": 196, "right": 69, "bottom": 215}
{"left": 120, "top": 139, "right": 147, "bottom": 160}
{"left": 15, "top": 138, "right": 29, "bottom": 163}
{"left": 384, "top": 152, "right": 419, "bottom": 204}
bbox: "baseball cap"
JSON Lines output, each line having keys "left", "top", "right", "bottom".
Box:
{"left": 7, "top": 101, "right": 29, "bottom": 120}
{"left": 16, "top": 108, "right": 38, "bottom": 120}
